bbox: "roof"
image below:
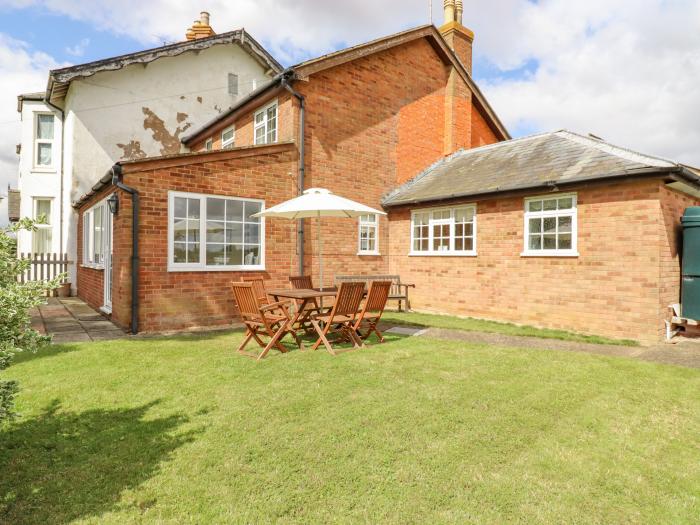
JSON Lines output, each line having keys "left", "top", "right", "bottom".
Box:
{"left": 46, "top": 29, "right": 283, "bottom": 105}
{"left": 382, "top": 130, "right": 700, "bottom": 206}
{"left": 182, "top": 24, "right": 510, "bottom": 146}
{"left": 8, "top": 190, "right": 20, "bottom": 221}
{"left": 16, "top": 91, "right": 46, "bottom": 112}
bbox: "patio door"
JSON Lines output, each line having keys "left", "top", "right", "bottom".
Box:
{"left": 103, "top": 205, "right": 113, "bottom": 312}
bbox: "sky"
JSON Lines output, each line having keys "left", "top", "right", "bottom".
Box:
{"left": 1, "top": 0, "right": 700, "bottom": 192}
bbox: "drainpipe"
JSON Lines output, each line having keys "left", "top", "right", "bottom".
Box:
{"left": 110, "top": 164, "right": 140, "bottom": 334}
{"left": 280, "top": 70, "right": 306, "bottom": 275}
{"left": 43, "top": 96, "right": 65, "bottom": 259}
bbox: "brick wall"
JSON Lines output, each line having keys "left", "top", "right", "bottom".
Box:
{"left": 387, "top": 179, "right": 692, "bottom": 343}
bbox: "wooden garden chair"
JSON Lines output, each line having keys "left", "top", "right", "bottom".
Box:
{"left": 231, "top": 282, "right": 303, "bottom": 361}
{"left": 241, "top": 276, "right": 270, "bottom": 305}
{"left": 289, "top": 275, "right": 330, "bottom": 329}
{"left": 352, "top": 281, "right": 392, "bottom": 342}
{"left": 310, "top": 281, "right": 366, "bottom": 355}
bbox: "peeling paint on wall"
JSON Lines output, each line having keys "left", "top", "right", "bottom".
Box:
{"left": 176, "top": 112, "right": 188, "bottom": 123}
{"left": 117, "top": 140, "right": 147, "bottom": 160}
{"left": 214, "top": 104, "right": 223, "bottom": 114}
{"left": 197, "top": 96, "right": 203, "bottom": 103}
{"left": 142, "top": 107, "right": 192, "bottom": 155}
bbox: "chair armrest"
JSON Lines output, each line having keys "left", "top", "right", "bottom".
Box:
{"left": 260, "top": 300, "right": 292, "bottom": 313}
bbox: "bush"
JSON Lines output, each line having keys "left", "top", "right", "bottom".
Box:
{"left": 0, "top": 219, "right": 62, "bottom": 422}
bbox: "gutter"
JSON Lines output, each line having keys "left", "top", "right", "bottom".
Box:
{"left": 280, "top": 70, "right": 306, "bottom": 275}
{"left": 383, "top": 166, "right": 688, "bottom": 208}
{"left": 111, "top": 164, "right": 140, "bottom": 334}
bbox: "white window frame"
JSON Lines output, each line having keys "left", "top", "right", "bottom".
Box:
{"left": 357, "top": 214, "right": 380, "bottom": 256}
{"left": 254, "top": 99, "right": 278, "bottom": 145}
{"left": 32, "top": 197, "right": 53, "bottom": 253}
{"left": 205, "top": 138, "right": 213, "bottom": 151}
{"left": 167, "top": 191, "right": 265, "bottom": 272}
{"left": 522, "top": 193, "right": 579, "bottom": 257}
{"left": 409, "top": 205, "right": 477, "bottom": 256}
{"left": 82, "top": 199, "right": 109, "bottom": 268}
{"left": 33, "top": 112, "right": 55, "bottom": 171}
{"left": 221, "top": 126, "right": 235, "bottom": 149}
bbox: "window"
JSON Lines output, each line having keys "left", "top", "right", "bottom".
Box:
{"left": 410, "top": 205, "right": 476, "bottom": 256}
{"left": 205, "top": 138, "right": 213, "bottom": 151}
{"left": 35, "top": 114, "right": 55, "bottom": 168}
{"left": 523, "top": 194, "right": 578, "bottom": 256}
{"left": 254, "top": 100, "right": 278, "bottom": 145}
{"left": 358, "top": 214, "right": 379, "bottom": 255}
{"left": 32, "top": 198, "right": 52, "bottom": 252}
{"left": 83, "top": 201, "right": 108, "bottom": 266}
{"left": 228, "top": 73, "right": 239, "bottom": 95}
{"left": 169, "top": 191, "right": 264, "bottom": 271}
{"left": 221, "top": 127, "right": 234, "bottom": 149}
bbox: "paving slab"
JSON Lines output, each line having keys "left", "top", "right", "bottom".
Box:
{"left": 51, "top": 332, "right": 92, "bottom": 343}
{"left": 81, "top": 320, "right": 123, "bottom": 332}
{"left": 89, "top": 330, "right": 127, "bottom": 341}
{"left": 75, "top": 313, "right": 106, "bottom": 321}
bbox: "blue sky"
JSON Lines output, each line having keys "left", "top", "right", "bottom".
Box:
{"left": 1, "top": 0, "right": 699, "bottom": 192}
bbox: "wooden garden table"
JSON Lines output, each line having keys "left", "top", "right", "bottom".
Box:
{"left": 267, "top": 288, "right": 338, "bottom": 331}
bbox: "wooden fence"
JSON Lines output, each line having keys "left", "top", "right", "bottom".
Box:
{"left": 17, "top": 253, "right": 72, "bottom": 284}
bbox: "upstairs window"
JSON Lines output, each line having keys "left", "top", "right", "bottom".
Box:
{"left": 410, "top": 206, "right": 476, "bottom": 256}
{"left": 523, "top": 194, "right": 578, "bottom": 256}
{"left": 35, "top": 114, "right": 55, "bottom": 168}
{"left": 221, "top": 127, "right": 234, "bottom": 149}
{"left": 358, "top": 214, "right": 379, "bottom": 255}
{"left": 205, "top": 138, "right": 213, "bottom": 151}
{"left": 169, "top": 191, "right": 264, "bottom": 271}
{"left": 254, "top": 100, "right": 278, "bottom": 145}
{"left": 32, "top": 198, "right": 52, "bottom": 253}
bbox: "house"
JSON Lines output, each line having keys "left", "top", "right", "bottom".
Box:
{"left": 72, "top": 3, "right": 699, "bottom": 343}
{"left": 15, "top": 12, "right": 282, "bottom": 292}
{"left": 73, "top": 4, "right": 508, "bottom": 334}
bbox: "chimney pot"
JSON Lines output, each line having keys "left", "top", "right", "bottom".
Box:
{"left": 200, "top": 11, "right": 210, "bottom": 26}
{"left": 443, "top": 0, "right": 455, "bottom": 25}
{"left": 185, "top": 11, "right": 215, "bottom": 41}
{"left": 455, "top": 0, "right": 463, "bottom": 24}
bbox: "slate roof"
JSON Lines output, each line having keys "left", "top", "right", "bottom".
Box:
{"left": 383, "top": 130, "right": 698, "bottom": 206}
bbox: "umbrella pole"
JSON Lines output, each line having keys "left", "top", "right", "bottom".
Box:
{"left": 318, "top": 215, "right": 323, "bottom": 292}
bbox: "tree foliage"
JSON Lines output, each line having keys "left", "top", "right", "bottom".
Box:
{"left": 1, "top": 219, "right": 62, "bottom": 422}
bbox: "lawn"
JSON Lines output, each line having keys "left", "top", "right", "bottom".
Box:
{"left": 383, "top": 311, "right": 639, "bottom": 346}
{"left": 1, "top": 330, "right": 698, "bottom": 524}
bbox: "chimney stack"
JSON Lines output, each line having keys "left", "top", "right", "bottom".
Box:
{"left": 186, "top": 11, "right": 215, "bottom": 41}
{"left": 440, "top": 0, "right": 474, "bottom": 74}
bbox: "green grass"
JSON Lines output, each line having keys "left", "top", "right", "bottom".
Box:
{"left": 383, "top": 310, "right": 639, "bottom": 346}
{"left": 2, "top": 331, "right": 698, "bottom": 524}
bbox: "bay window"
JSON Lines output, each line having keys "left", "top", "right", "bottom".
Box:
{"left": 254, "top": 100, "right": 278, "bottom": 145}
{"left": 523, "top": 194, "right": 578, "bottom": 256}
{"left": 410, "top": 205, "right": 476, "bottom": 255}
{"left": 169, "top": 191, "right": 264, "bottom": 271}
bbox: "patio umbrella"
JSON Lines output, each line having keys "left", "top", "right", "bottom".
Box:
{"left": 253, "top": 188, "right": 386, "bottom": 290}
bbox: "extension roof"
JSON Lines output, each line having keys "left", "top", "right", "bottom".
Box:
{"left": 383, "top": 130, "right": 700, "bottom": 206}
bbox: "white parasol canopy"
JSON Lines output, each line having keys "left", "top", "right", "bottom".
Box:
{"left": 254, "top": 188, "right": 386, "bottom": 289}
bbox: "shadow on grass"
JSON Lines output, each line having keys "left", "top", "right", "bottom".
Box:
{"left": 11, "top": 342, "right": 84, "bottom": 365}
{"left": 0, "top": 400, "right": 197, "bottom": 525}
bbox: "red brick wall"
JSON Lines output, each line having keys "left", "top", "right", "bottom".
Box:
{"left": 471, "top": 103, "right": 499, "bottom": 148}
{"left": 119, "top": 144, "right": 299, "bottom": 333}
{"left": 387, "top": 179, "right": 691, "bottom": 343}
{"left": 658, "top": 183, "right": 699, "bottom": 336}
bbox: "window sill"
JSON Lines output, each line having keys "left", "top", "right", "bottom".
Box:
{"left": 167, "top": 265, "right": 265, "bottom": 273}
{"left": 520, "top": 251, "right": 579, "bottom": 258}
{"left": 30, "top": 168, "right": 57, "bottom": 174}
{"left": 408, "top": 251, "right": 477, "bottom": 257}
{"left": 357, "top": 251, "right": 381, "bottom": 257}
{"left": 81, "top": 263, "right": 104, "bottom": 270}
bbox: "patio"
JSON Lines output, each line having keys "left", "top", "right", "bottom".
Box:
{"left": 31, "top": 297, "right": 126, "bottom": 343}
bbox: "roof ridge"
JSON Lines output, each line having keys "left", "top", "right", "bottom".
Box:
{"left": 555, "top": 130, "right": 677, "bottom": 168}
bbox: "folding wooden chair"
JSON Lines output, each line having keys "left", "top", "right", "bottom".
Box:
{"left": 289, "top": 275, "right": 314, "bottom": 290}
{"left": 310, "top": 281, "right": 366, "bottom": 355}
{"left": 241, "top": 276, "right": 270, "bottom": 305}
{"left": 353, "top": 281, "right": 392, "bottom": 342}
{"left": 289, "top": 275, "right": 330, "bottom": 329}
{"left": 231, "top": 282, "right": 303, "bottom": 361}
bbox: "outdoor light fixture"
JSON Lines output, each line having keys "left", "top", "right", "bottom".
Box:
{"left": 107, "top": 193, "right": 119, "bottom": 215}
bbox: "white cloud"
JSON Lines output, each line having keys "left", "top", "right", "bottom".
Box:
{"left": 65, "top": 37, "right": 89, "bottom": 57}
{"left": 0, "top": 33, "right": 66, "bottom": 191}
{"left": 476, "top": 0, "right": 700, "bottom": 166}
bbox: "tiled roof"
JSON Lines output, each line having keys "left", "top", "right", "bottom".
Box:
{"left": 383, "top": 130, "right": 693, "bottom": 206}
